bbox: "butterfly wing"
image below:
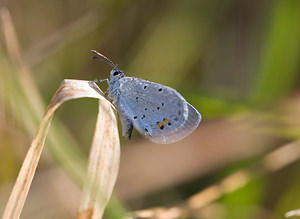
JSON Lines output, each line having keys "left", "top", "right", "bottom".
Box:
{"left": 117, "top": 77, "right": 201, "bottom": 144}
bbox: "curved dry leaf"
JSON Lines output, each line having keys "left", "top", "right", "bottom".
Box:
{"left": 2, "top": 79, "right": 120, "bottom": 219}
{"left": 77, "top": 99, "right": 120, "bottom": 219}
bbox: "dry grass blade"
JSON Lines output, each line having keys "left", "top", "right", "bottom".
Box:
{"left": 2, "top": 79, "right": 119, "bottom": 219}
{"left": 285, "top": 209, "right": 300, "bottom": 218}
{"left": 0, "top": 7, "right": 45, "bottom": 118}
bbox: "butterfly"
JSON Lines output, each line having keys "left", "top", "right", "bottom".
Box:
{"left": 92, "top": 50, "right": 201, "bottom": 144}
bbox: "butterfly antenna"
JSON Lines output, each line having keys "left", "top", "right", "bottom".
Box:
{"left": 91, "top": 50, "right": 119, "bottom": 70}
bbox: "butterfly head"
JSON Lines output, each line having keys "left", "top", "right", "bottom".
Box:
{"left": 110, "top": 68, "right": 124, "bottom": 81}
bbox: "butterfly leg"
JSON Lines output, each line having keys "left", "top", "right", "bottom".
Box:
{"left": 119, "top": 112, "right": 133, "bottom": 139}
{"left": 114, "top": 100, "right": 134, "bottom": 139}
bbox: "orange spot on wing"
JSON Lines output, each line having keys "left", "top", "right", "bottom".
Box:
{"left": 156, "top": 121, "right": 165, "bottom": 130}
{"left": 163, "top": 118, "right": 169, "bottom": 124}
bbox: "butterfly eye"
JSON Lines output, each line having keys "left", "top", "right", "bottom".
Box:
{"left": 113, "top": 71, "right": 120, "bottom": 76}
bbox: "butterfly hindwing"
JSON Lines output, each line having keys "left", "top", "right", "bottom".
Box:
{"left": 115, "top": 77, "right": 201, "bottom": 144}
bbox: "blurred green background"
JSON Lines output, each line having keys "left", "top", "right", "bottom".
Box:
{"left": 1, "top": 0, "right": 300, "bottom": 218}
